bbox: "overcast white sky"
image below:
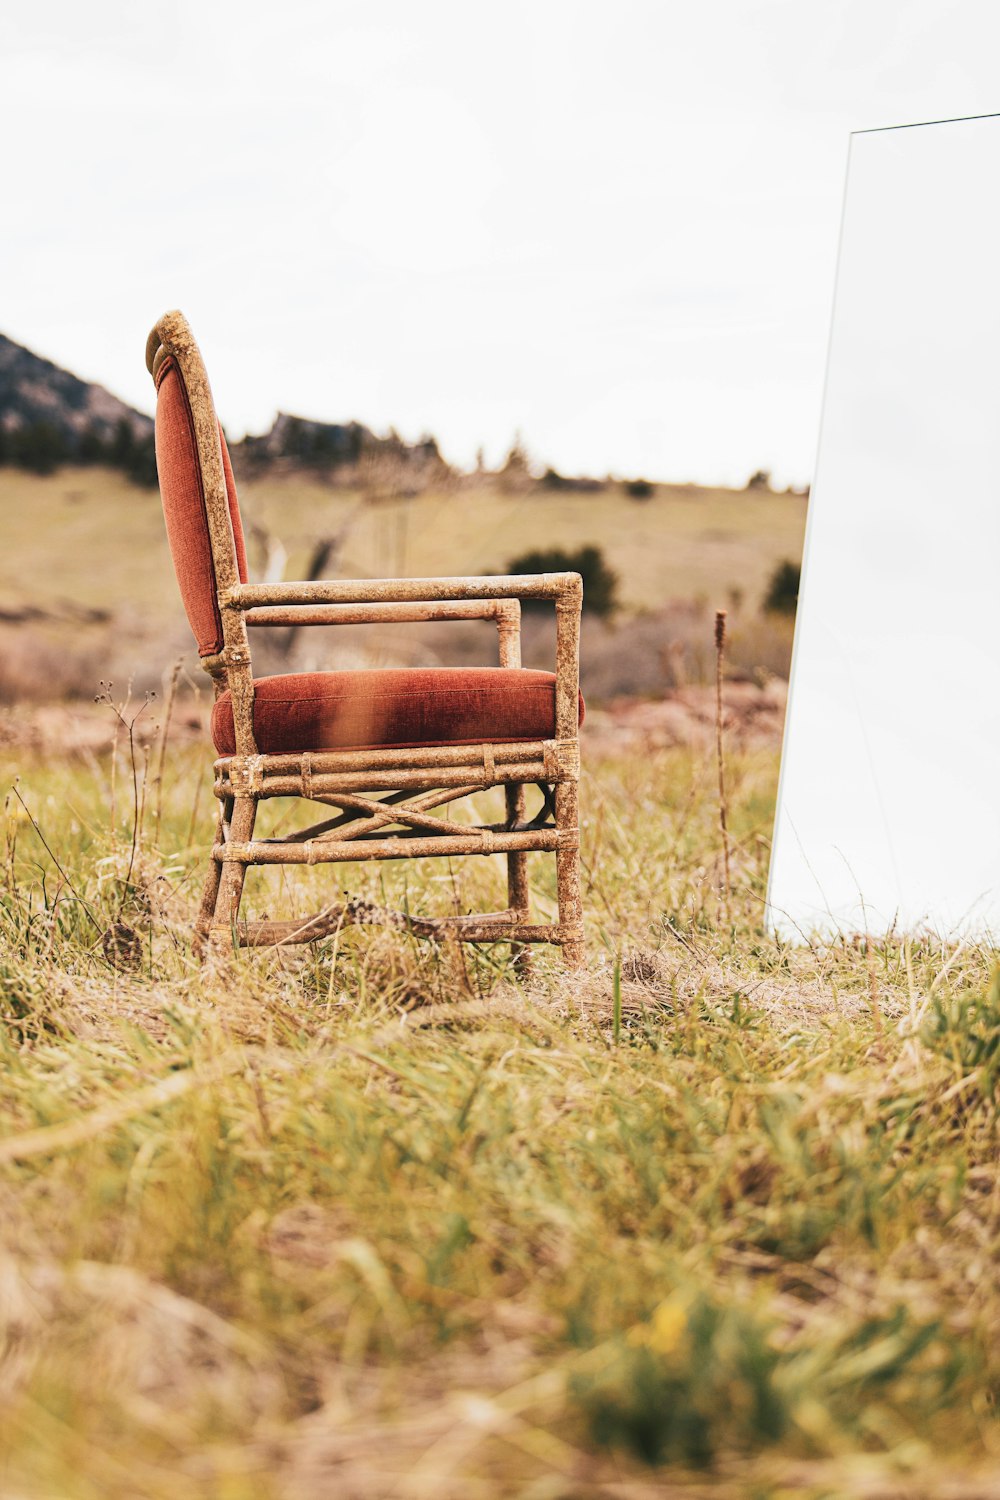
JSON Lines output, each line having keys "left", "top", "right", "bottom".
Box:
{"left": 2, "top": 0, "right": 999, "bottom": 486}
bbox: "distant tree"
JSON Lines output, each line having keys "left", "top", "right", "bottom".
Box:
{"left": 78, "top": 422, "right": 108, "bottom": 464}
{"left": 506, "top": 543, "right": 619, "bottom": 618}
{"left": 345, "top": 422, "right": 364, "bottom": 463}
{"left": 624, "top": 477, "right": 653, "bottom": 500}
{"left": 124, "top": 434, "right": 158, "bottom": 488}
{"left": 763, "top": 559, "right": 800, "bottom": 614}
{"left": 539, "top": 466, "right": 606, "bottom": 494}
{"left": 499, "top": 431, "right": 533, "bottom": 491}
{"left": 281, "top": 416, "right": 305, "bottom": 459}
{"left": 0, "top": 412, "right": 158, "bottom": 483}
{"left": 110, "top": 416, "right": 136, "bottom": 469}
{"left": 745, "top": 468, "right": 773, "bottom": 492}
{"left": 309, "top": 425, "right": 338, "bottom": 466}
{"left": 11, "top": 421, "right": 67, "bottom": 475}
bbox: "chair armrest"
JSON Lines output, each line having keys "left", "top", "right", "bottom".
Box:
{"left": 221, "top": 572, "right": 581, "bottom": 609}
{"left": 243, "top": 599, "right": 516, "bottom": 626}
{"left": 243, "top": 597, "right": 525, "bottom": 668}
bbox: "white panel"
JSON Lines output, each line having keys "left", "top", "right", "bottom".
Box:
{"left": 767, "top": 115, "right": 1000, "bottom": 941}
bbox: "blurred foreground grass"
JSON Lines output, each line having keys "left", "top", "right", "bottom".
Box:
{"left": 1, "top": 733, "right": 998, "bottom": 1498}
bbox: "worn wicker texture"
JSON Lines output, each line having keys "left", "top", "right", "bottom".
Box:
{"left": 145, "top": 311, "right": 584, "bottom": 966}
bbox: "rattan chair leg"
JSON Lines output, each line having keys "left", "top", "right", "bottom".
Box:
{"left": 554, "top": 781, "right": 585, "bottom": 969}
{"left": 193, "top": 794, "right": 231, "bottom": 960}
{"left": 194, "top": 861, "right": 224, "bottom": 959}
{"left": 505, "top": 782, "right": 531, "bottom": 971}
{"left": 213, "top": 796, "right": 257, "bottom": 949}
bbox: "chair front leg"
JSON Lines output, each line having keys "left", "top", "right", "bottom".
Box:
{"left": 554, "top": 780, "right": 585, "bottom": 969}
{"left": 213, "top": 795, "right": 257, "bottom": 950}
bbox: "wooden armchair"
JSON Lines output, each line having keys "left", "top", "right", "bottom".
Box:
{"left": 145, "top": 311, "right": 585, "bottom": 966}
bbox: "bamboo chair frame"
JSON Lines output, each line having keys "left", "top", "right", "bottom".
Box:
{"left": 145, "top": 311, "right": 585, "bottom": 966}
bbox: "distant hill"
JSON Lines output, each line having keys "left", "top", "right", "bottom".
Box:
{"left": 235, "top": 412, "right": 448, "bottom": 485}
{"left": 0, "top": 333, "right": 152, "bottom": 442}
{"left": 0, "top": 332, "right": 447, "bottom": 488}
{"left": 0, "top": 332, "right": 156, "bottom": 481}
{"left": 246, "top": 412, "right": 377, "bottom": 464}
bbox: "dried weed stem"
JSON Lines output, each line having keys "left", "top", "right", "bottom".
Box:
{"left": 714, "top": 608, "right": 731, "bottom": 917}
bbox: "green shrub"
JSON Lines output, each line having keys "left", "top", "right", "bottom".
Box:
{"left": 506, "top": 543, "right": 619, "bottom": 618}
{"left": 763, "top": 559, "right": 800, "bottom": 615}
{"left": 574, "top": 1293, "right": 787, "bottom": 1467}
{"left": 923, "top": 967, "right": 1000, "bottom": 1104}
{"left": 624, "top": 478, "right": 653, "bottom": 500}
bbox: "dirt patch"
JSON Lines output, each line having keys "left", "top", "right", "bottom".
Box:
{"left": 583, "top": 678, "right": 786, "bottom": 754}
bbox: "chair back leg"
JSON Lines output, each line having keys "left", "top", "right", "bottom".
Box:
{"left": 505, "top": 783, "right": 530, "bottom": 912}
{"left": 505, "top": 782, "right": 531, "bottom": 970}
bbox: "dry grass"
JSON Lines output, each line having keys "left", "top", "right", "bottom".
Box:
{"left": 235, "top": 476, "right": 807, "bottom": 616}
{"left": 0, "top": 718, "right": 998, "bottom": 1499}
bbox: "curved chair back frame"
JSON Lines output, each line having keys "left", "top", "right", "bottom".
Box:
{"left": 146, "top": 311, "right": 259, "bottom": 757}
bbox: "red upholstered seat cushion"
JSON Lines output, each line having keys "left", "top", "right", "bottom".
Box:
{"left": 154, "top": 354, "right": 248, "bottom": 658}
{"left": 211, "top": 668, "right": 584, "bottom": 755}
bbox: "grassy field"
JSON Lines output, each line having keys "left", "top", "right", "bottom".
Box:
{"left": 0, "top": 465, "right": 805, "bottom": 706}
{"left": 1, "top": 722, "right": 998, "bottom": 1499}
{"left": 0, "top": 467, "right": 806, "bottom": 620}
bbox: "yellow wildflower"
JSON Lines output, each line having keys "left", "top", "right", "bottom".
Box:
{"left": 627, "top": 1295, "right": 688, "bottom": 1356}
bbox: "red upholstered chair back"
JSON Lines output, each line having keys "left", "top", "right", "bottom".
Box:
{"left": 149, "top": 316, "right": 248, "bottom": 658}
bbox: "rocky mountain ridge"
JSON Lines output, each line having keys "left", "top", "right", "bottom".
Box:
{"left": 0, "top": 333, "right": 153, "bottom": 441}
{"left": 0, "top": 331, "right": 447, "bottom": 485}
